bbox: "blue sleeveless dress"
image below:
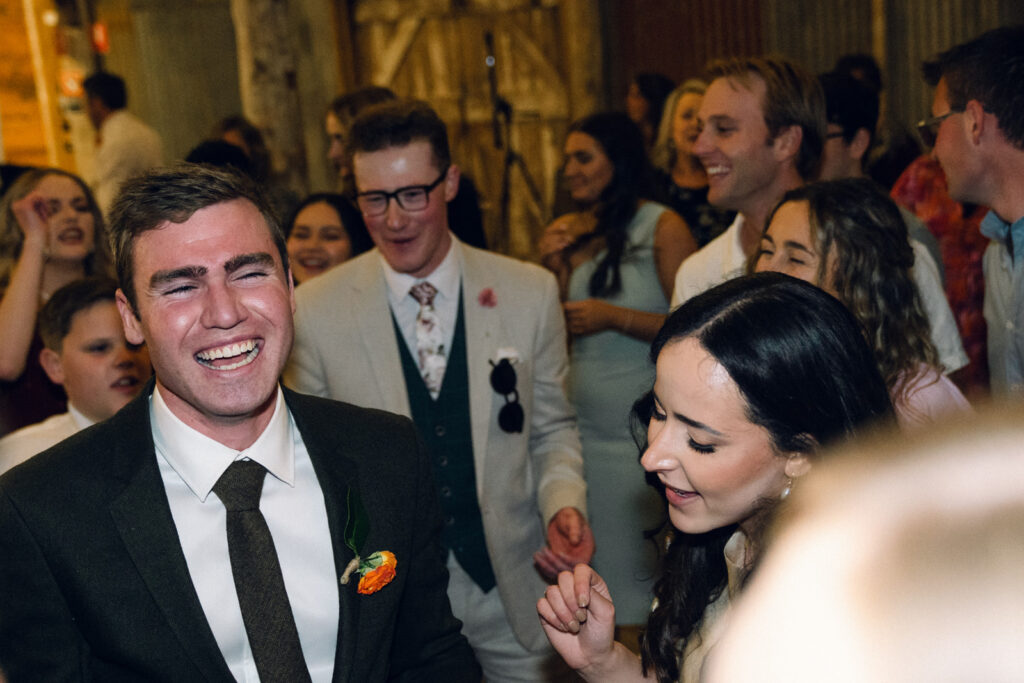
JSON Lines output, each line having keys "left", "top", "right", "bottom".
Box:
{"left": 567, "top": 202, "right": 669, "bottom": 623}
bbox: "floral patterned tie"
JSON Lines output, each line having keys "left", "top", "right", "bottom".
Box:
{"left": 410, "top": 281, "right": 446, "bottom": 399}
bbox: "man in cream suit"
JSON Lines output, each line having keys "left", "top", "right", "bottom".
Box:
{"left": 285, "top": 100, "right": 592, "bottom": 682}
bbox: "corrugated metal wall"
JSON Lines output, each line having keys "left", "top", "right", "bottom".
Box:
{"left": 763, "top": 0, "right": 873, "bottom": 74}
{"left": 887, "top": 0, "right": 1006, "bottom": 125}
{"left": 760, "top": 0, "right": 1024, "bottom": 134}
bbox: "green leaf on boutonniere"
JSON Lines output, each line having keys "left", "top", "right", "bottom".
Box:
{"left": 344, "top": 487, "right": 369, "bottom": 556}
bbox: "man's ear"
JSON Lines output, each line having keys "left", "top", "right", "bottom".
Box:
{"left": 964, "top": 99, "right": 986, "bottom": 145}
{"left": 849, "top": 128, "right": 872, "bottom": 164}
{"left": 443, "top": 164, "right": 461, "bottom": 202}
{"left": 771, "top": 125, "right": 803, "bottom": 164}
{"left": 39, "top": 347, "right": 65, "bottom": 386}
{"left": 116, "top": 289, "right": 146, "bottom": 346}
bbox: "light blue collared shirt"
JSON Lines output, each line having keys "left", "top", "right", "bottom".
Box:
{"left": 980, "top": 210, "right": 1024, "bottom": 394}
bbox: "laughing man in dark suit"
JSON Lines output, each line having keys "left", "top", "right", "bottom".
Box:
{"left": 0, "top": 165, "right": 479, "bottom": 682}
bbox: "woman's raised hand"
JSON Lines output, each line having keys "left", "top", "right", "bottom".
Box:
{"left": 11, "top": 192, "right": 50, "bottom": 249}
{"left": 539, "top": 217, "right": 575, "bottom": 263}
{"left": 537, "top": 564, "right": 617, "bottom": 673}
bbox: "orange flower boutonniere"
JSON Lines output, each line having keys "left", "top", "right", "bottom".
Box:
{"left": 340, "top": 550, "right": 397, "bottom": 594}
{"left": 356, "top": 551, "right": 397, "bottom": 594}
{"left": 338, "top": 488, "right": 398, "bottom": 595}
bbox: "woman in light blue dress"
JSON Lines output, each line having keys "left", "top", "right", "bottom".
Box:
{"left": 540, "top": 112, "right": 696, "bottom": 625}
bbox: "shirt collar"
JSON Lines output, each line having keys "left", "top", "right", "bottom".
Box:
{"left": 981, "top": 210, "right": 1024, "bottom": 262}
{"left": 150, "top": 384, "right": 295, "bottom": 502}
{"left": 380, "top": 233, "right": 461, "bottom": 303}
{"left": 729, "top": 214, "right": 747, "bottom": 257}
{"left": 66, "top": 402, "right": 95, "bottom": 431}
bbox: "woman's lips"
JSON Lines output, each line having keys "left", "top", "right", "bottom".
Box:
{"left": 663, "top": 482, "right": 700, "bottom": 506}
{"left": 56, "top": 227, "right": 84, "bottom": 243}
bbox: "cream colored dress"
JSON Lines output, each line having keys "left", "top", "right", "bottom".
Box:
{"left": 677, "top": 530, "right": 750, "bottom": 683}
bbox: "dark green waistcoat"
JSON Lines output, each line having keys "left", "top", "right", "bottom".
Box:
{"left": 393, "top": 294, "right": 497, "bottom": 592}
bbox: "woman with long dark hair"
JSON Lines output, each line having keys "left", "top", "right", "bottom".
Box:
{"left": 538, "top": 273, "right": 894, "bottom": 683}
{"left": 285, "top": 193, "right": 372, "bottom": 285}
{"left": 0, "top": 168, "right": 112, "bottom": 435}
{"left": 755, "top": 178, "right": 970, "bottom": 428}
{"left": 538, "top": 112, "right": 696, "bottom": 626}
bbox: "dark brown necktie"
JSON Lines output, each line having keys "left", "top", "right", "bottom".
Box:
{"left": 213, "top": 460, "right": 312, "bottom": 682}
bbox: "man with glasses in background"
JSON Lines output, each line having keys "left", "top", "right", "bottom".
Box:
{"left": 921, "top": 26, "right": 1024, "bottom": 395}
{"left": 286, "top": 99, "right": 592, "bottom": 682}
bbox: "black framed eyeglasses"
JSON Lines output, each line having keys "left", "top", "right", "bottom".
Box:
{"left": 916, "top": 109, "right": 963, "bottom": 147}
{"left": 355, "top": 166, "right": 449, "bottom": 216}
{"left": 489, "top": 358, "right": 523, "bottom": 433}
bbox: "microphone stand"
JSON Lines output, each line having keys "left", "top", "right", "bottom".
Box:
{"left": 485, "top": 31, "right": 545, "bottom": 252}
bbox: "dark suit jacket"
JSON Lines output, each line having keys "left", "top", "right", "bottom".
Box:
{"left": 0, "top": 384, "right": 479, "bottom": 682}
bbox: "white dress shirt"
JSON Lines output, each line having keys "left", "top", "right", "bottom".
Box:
{"left": 671, "top": 215, "right": 748, "bottom": 308}
{"left": 382, "top": 234, "right": 461, "bottom": 358}
{"left": 0, "top": 403, "right": 93, "bottom": 475}
{"left": 152, "top": 385, "right": 338, "bottom": 682}
{"left": 909, "top": 240, "right": 968, "bottom": 373}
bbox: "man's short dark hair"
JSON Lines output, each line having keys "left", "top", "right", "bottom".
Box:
{"left": 820, "top": 71, "right": 880, "bottom": 145}
{"left": 185, "top": 140, "right": 257, "bottom": 179}
{"left": 706, "top": 56, "right": 826, "bottom": 181}
{"left": 83, "top": 72, "right": 127, "bottom": 110}
{"left": 108, "top": 164, "right": 288, "bottom": 313}
{"left": 347, "top": 99, "right": 452, "bottom": 179}
{"left": 39, "top": 276, "right": 119, "bottom": 351}
{"left": 923, "top": 25, "right": 1024, "bottom": 150}
{"left": 833, "top": 53, "right": 883, "bottom": 93}
{"left": 328, "top": 86, "right": 397, "bottom": 129}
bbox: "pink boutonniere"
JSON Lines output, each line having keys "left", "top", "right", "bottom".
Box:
{"left": 478, "top": 288, "right": 497, "bottom": 308}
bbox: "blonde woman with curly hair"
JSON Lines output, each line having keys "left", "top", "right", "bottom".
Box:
{"left": 0, "top": 168, "right": 112, "bottom": 434}
{"left": 755, "top": 177, "right": 970, "bottom": 428}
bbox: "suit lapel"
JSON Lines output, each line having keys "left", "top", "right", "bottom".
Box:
{"left": 460, "top": 246, "right": 500, "bottom": 496}
{"left": 107, "top": 390, "right": 234, "bottom": 682}
{"left": 350, "top": 258, "right": 412, "bottom": 416}
{"left": 285, "top": 390, "right": 360, "bottom": 683}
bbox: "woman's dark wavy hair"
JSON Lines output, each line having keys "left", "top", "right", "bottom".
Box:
{"left": 284, "top": 192, "right": 373, "bottom": 257}
{"left": 765, "top": 178, "right": 940, "bottom": 404}
{"left": 634, "top": 272, "right": 894, "bottom": 683}
{"left": 563, "top": 111, "right": 655, "bottom": 297}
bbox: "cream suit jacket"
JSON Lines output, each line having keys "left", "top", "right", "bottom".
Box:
{"left": 284, "top": 239, "right": 586, "bottom": 652}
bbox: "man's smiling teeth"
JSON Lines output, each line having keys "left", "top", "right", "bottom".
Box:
{"left": 196, "top": 340, "right": 259, "bottom": 370}
{"left": 705, "top": 165, "right": 728, "bottom": 175}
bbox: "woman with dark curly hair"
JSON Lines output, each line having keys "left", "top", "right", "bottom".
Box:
{"left": 538, "top": 112, "right": 696, "bottom": 626}
{"left": 538, "top": 272, "right": 894, "bottom": 683}
{"left": 755, "top": 177, "right": 970, "bottom": 428}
